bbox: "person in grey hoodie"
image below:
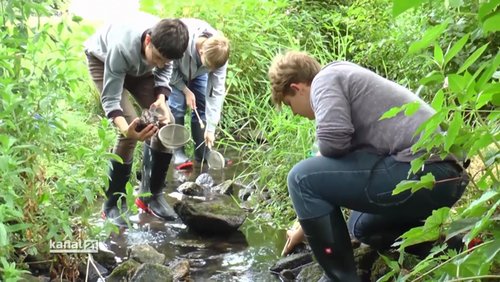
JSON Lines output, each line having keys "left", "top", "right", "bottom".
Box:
{"left": 268, "top": 51, "right": 467, "bottom": 281}
{"left": 168, "top": 18, "right": 230, "bottom": 169}
{"left": 85, "top": 15, "right": 189, "bottom": 227}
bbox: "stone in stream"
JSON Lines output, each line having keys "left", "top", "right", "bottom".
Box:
{"left": 106, "top": 260, "right": 140, "bottom": 282}
{"left": 195, "top": 172, "right": 214, "bottom": 189}
{"left": 173, "top": 193, "right": 247, "bottom": 236}
{"left": 177, "top": 181, "right": 205, "bottom": 196}
{"left": 211, "top": 179, "right": 234, "bottom": 195}
{"left": 128, "top": 244, "right": 166, "bottom": 264}
{"left": 130, "top": 263, "right": 173, "bottom": 282}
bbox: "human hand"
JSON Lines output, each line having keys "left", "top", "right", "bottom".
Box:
{"left": 281, "top": 223, "right": 305, "bottom": 256}
{"left": 204, "top": 130, "right": 215, "bottom": 149}
{"left": 183, "top": 88, "right": 196, "bottom": 110}
{"left": 150, "top": 95, "right": 172, "bottom": 125}
{"left": 126, "top": 118, "right": 158, "bottom": 141}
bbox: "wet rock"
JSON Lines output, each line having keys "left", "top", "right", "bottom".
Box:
{"left": 208, "top": 271, "right": 239, "bottom": 282}
{"left": 20, "top": 273, "right": 50, "bottom": 282}
{"left": 174, "top": 194, "right": 247, "bottom": 236}
{"left": 78, "top": 260, "right": 108, "bottom": 282}
{"left": 295, "top": 262, "right": 323, "bottom": 281}
{"left": 269, "top": 252, "right": 313, "bottom": 273}
{"left": 195, "top": 173, "right": 214, "bottom": 189}
{"left": 211, "top": 180, "right": 234, "bottom": 195}
{"left": 130, "top": 263, "right": 173, "bottom": 282}
{"left": 129, "top": 244, "right": 165, "bottom": 264}
{"left": 107, "top": 260, "right": 140, "bottom": 282}
{"left": 170, "top": 239, "right": 208, "bottom": 249}
{"left": 93, "top": 243, "right": 117, "bottom": 269}
{"left": 177, "top": 182, "right": 204, "bottom": 196}
{"left": 169, "top": 259, "right": 190, "bottom": 281}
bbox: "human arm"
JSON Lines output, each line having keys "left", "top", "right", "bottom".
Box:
{"left": 281, "top": 222, "right": 305, "bottom": 256}
{"left": 204, "top": 62, "right": 228, "bottom": 148}
{"left": 312, "top": 70, "right": 354, "bottom": 157}
{"left": 152, "top": 63, "right": 174, "bottom": 124}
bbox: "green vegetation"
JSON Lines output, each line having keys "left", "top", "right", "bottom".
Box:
{"left": 0, "top": 0, "right": 498, "bottom": 280}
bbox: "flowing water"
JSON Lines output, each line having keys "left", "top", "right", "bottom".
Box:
{"left": 99, "top": 149, "right": 288, "bottom": 281}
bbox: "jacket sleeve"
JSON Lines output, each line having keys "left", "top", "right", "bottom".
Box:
{"left": 153, "top": 62, "right": 173, "bottom": 98}
{"left": 204, "top": 61, "right": 228, "bottom": 132}
{"left": 169, "top": 60, "right": 187, "bottom": 91}
{"left": 102, "top": 47, "right": 127, "bottom": 119}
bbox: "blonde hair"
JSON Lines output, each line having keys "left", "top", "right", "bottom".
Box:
{"left": 201, "top": 34, "right": 230, "bottom": 69}
{"left": 268, "top": 51, "right": 321, "bottom": 109}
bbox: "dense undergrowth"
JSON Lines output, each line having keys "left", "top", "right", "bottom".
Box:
{"left": 0, "top": 0, "right": 498, "bottom": 280}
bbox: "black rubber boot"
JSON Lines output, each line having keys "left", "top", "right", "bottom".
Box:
{"left": 191, "top": 120, "right": 207, "bottom": 162}
{"left": 172, "top": 116, "right": 190, "bottom": 165}
{"left": 101, "top": 160, "right": 132, "bottom": 227}
{"left": 135, "top": 143, "right": 177, "bottom": 220}
{"left": 299, "top": 208, "right": 360, "bottom": 282}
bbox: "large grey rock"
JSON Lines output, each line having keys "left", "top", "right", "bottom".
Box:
{"left": 169, "top": 259, "right": 190, "bottom": 281}
{"left": 211, "top": 180, "right": 234, "bottom": 195}
{"left": 195, "top": 173, "right": 214, "bottom": 189}
{"left": 93, "top": 243, "right": 117, "bottom": 269}
{"left": 269, "top": 252, "right": 313, "bottom": 274}
{"left": 174, "top": 194, "right": 247, "bottom": 236}
{"left": 130, "top": 263, "right": 173, "bottom": 282}
{"left": 177, "top": 181, "right": 204, "bottom": 196}
{"left": 129, "top": 244, "right": 165, "bottom": 264}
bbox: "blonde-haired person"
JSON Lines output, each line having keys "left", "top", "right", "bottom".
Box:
{"left": 269, "top": 51, "right": 467, "bottom": 281}
{"left": 169, "top": 19, "right": 230, "bottom": 169}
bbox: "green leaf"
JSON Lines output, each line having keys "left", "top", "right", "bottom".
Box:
{"left": 478, "top": 0, "right": 500, "bottom": 21}
{"left": 419, "top": 71, "right": 445, "bottom": 86}
{"left": 408, "top": 21, "right": 449, "bottom": 54}
{"left": 444, "top": 34, "right": 470, "bottom": 64}
{"left": 431, "top": 89, "right": 445, "bottom": 111}
{"left": 446, "top": 217, "right": 482, "bottom": 240}
{"left": 477, "top": 52, "right": 500, "bottom": 89}
{"left": 0, "top": 223, "right": 8, "bottom": 247}
{"left": 434, "top": 43, "right": 444, "bottom": 66}
{"left": 444, "top": 111, "right": 462, "bottom": 151}
{"left": 379, "top": 105, "right": 403, "bottom": 120}
{"left": 468, "top": 133, "right": 494, "bottom": 156}
{"left": 393, "top": 173, "right": 435, "bottom": 195}
{"left": 458, "top": 43, "right": 490, "bottom": 74}
{"left": 392, "top": 0, "right": 425, "bottom": 17}
{"left": 483, "top": 13, "right": 500, "bottom": 32}
{"left": 404, "top": 101, "right": 421, "bottom": 116}
{"left": 462, "top": 190, "right": 499, "bottom": 217}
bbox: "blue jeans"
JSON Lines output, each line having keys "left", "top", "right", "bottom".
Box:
{"left": 288, "top": 150, "right": 466, "bottom": 248}
{"left": 169, "top": 74, "right": 208, "bottom": 121}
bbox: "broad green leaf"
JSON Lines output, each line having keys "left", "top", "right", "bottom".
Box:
{"left": 431, "top": 89, "right": 445, "bottom": 111}
{"left": 476, "top": 91, "right": 494, "bottom": 109}
{"left": 462, "top": 190, "right": 498, "bottom": 217}
{"left": 483, "top": 13, "right": 500, "bottom": 32}
{"left": 408, "top": 21, "right": 449, "bottom": 54}
{"left": 466, "top": 199, "right": 499, "bottom": 244}
{"left": 379, "top": 105, "right": 403, "bottom": 120}
{"left": 446, "top": 217, "right": 482, "bottom": 240}
{"left": 448, "top": 74, "right": 466, "bottom": 94}
{"left": 434, "top": 43, "right": 444, "bottom": 66}
{"left": 478, "top": 0, "right": 500, "bottom": 21}
{"left": 392, "top": 0, "right": 426, "bottom": 17}
{"left": 393, "top": 172, "right": 435, "bottom": 195}
{"left": 419, "top": 71, "right": 444, "bottom": 86}
{"left": 458, "top": 43, "right": 490, "bottom": 74}
{"left": 444, "top": 112, "right": 462, "bottom": 151}
{"left": 468, "top": 133, "right": 494, "bottom": 156}
{"left": 404, "top": 101, "right": 421, "bottom": 116}
{"left": 444, "top": 34, "right": 470, "bottom": 64}
{"left": 477, "top": 52, "right": 500, "bottom": 88}
{"left": 445, "top": 0, "right": 464, "bottom": 8}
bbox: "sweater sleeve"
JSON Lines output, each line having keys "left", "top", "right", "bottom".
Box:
{"left": 170, "top": 61, "right": 187, "bottom": 91}
{"left": 312, "top": 70, "right": 354, "bottom": 158}
{"left": 153, "top": 62, "right": 173, "bottom": 98}
{"left": 102, "top": 47, "right": 127, "bottom": 119}
{"left": 204, "top": 61, "right": 228, "bottom": 132}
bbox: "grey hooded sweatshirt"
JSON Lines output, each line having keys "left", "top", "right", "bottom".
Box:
{"left": 170, "top": 18, "right": 228, "bottom": 133}
{"left": 311, "top": 61, "right": 450, "bottom": 162}
{"left": 84, "top": 14, "right": 172, "bottom": 119}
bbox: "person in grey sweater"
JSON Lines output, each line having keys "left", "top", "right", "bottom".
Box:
{"left": 268, "top": 51, "right": 467, "bottom": 281}
{"left": 168, "top": 18, "right": 230, "bottom": 169}
{"left": 85, "top": 15, "right": 189, "bottom": 227}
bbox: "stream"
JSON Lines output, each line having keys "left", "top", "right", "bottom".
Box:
{"left": 97, "top": 149, "right": 288, "bottom": 281}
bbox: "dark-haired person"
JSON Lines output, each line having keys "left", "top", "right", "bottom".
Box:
{"left": 84, "top": 15, "right": 189, "bottom": 226}
{"left": 268, "top": 51, "right": 467, "bottom": 281}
